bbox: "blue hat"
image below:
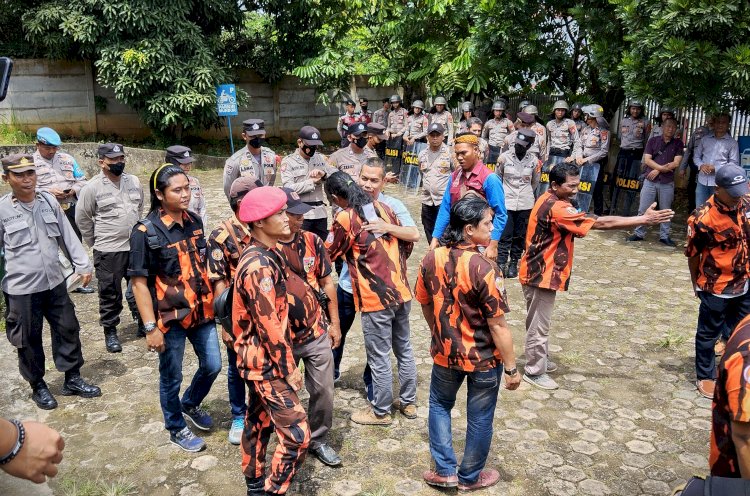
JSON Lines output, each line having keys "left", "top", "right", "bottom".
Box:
{"left": 716, "top": 165, "right": 749, "bottom": 198}
{"left": 36, "top": 127, "right": 61, "bottom": 147}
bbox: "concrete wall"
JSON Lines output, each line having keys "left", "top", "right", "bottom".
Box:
{"left": 2, "top": 59, "right": 397, "bottom": 143}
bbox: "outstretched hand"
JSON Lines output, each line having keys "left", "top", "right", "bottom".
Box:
{"left": 643, "top": 202, "right": 674, "bottom": 225}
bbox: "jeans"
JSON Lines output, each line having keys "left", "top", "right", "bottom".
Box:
{"left": 226, "top": 343, "right": 247, "bottom": 418}
{"left": 633, "top": 180, "right": 674, "bottom": 240}
{"left": 332, "top": 286, "right": 356, "bottom": 378}
{"left": 695, "top": 291, "right": 750, "bottom": 380}
{"left": 428, "top": 363, "right": 502, "bottom": 485}
{"left": 159, "top": 321, "right": 222, "bottom": 432}
{"left": 696, "top": 182, "right": 714, "bottom": 209}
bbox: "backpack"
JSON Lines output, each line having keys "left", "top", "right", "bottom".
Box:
{"left": 674, "top": 475, "right": 750, "bottom": 495}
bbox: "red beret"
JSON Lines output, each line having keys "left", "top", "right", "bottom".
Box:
{"left": 238, "top": 186, "right": 287, "bottom": 223}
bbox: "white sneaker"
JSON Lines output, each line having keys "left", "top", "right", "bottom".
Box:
{"left": 523, "top": 373, "right": 559, "bottom": 390}
{"left": 228, "top": 416, "right": 244, "bottom": 445}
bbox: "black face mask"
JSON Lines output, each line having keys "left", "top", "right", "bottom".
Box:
{"left": 514, "top": 144, "right": 528, "bottom": 159}
{"left": 249, "top": 136, "right": 264, "bottom": 148}
{"left": 302, "top": 145, "right": 317, "bottom": 157}
{"left": 360, "top": 105, "right": 368, "bottom": 111}
{"left": 354, "top": 136, "right": 368, "bottom": 148}
{"left": 108, "top": 162, "right": 125, "bottom": 176}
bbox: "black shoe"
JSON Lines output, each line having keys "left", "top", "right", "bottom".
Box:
{"left": 311, "top": 443, "right": 342, "bottom": 467}
{"left": 626, "top": 234, "right": 644, "bottom": 242}
{"left": 105, "top": 329, "right": 122, "bottom": 353}
{"left": 660, "top": 237, "right": 676, "bottom": 247}
{"left": 31, "top": 382, "right": 58, "bottom": 410}
{"left": 74, "top": 286, "right": 96, "bottom": 294}
{"left": 506, "top": 261, "right": 518, "bottom": 279}
{"left": 498, "top": 262, "right": 508, "bottom": 278}
{"left": 61, "top": 374, "right": 101, "bottom": 398}
{"left": 245, "top": 476, "right": 265, "bottom": 496}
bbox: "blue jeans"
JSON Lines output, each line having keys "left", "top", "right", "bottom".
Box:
{"left": 226, "top": 343, "right": 247, "bottom": 418}
{"left": 696, "top": 182, "right": 714, "bottom": 209}
{"left": 159, "top": 321, "right": 222, "bottom": 432}
{"left": 428, "top": 363, "right": 502, "bottom": 485}
{"left": 695, "top": 292, "right": 750, "bottom": 380}
{"left": 332, "top": 286, "right": 356, "bottom": 378}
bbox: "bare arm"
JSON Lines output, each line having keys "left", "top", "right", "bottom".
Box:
{"left": 592, "top": 202, "right": 674, "bottom": 230}
{"left": 732, "top": 420, "right": 750, "bottom": 478}
{"left": 688, "top": 255, "right": 700, "bottom": 295}
{"left": 487, "top": 315, "right": 520, "bottom": 390}
{"left": 319, "top": 274, "right": 341, "bottom": 348}
{"left": 132, "top": 276, "right": 156, "bottom": 324}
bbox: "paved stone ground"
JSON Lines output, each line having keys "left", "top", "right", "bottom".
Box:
{"left": 0, "top": 168, "right": 708, "bottom": 496}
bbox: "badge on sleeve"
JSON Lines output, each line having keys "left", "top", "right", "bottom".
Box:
{"left": 211, "top": 248, "right": 223, "bottom": 261}
{"left": 260, "top": 277, "right": 273, "bottom": 293}
{"left": 495, "top": 276, "right": 505, "bottom": 293}
{"left": 566, "top": 207, "right": 578, "bottom": 215}
{"left": 303, "top": 257, "right": 315, "bottom": 273}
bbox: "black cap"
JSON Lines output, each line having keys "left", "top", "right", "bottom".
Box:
{"left": 515, "top": 129, "right": 536, "bottom": 148}
{"left": 349, "top": 122, "right": 368, "bottom": 136}
{"left": 165, "top": 145, "right": 194, "bottom": 165}
{"left": 367, "top": 123, "right": 386, "bottom": 140}
{"left": 242, "top": 119, "right": 266, "bottom": 136}
{"left": 98, "top": 143, "right": 125, "bottom": 158}
{"left": 427, "top": 123, "right": 445, "bottom": 135}
{"left": 281, "top": 188, "right": 314, "bottom": 215}
{"left": 299, "top": 126, "right": 323, "bottom": 146}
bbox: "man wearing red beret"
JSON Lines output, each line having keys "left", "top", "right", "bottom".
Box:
{"left": 233, "top": 186, "right": 310, "bottom": 496}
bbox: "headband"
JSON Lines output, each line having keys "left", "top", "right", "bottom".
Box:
{"left": 153, "top": 163, "right": 173, "bottom": 190}
{"left": 454, "top": 134, "right": 479, "bottom": 145}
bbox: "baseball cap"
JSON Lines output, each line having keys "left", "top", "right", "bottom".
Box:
{"left": 229, "top": 176, "right": 262, "bottom": 200}
{"left": 517, "top": 112, "right": 535, "bottom": 125}
{"left": 427, "top": 122, "right": 445, "bottom": 135}
{"left": 242, "top": 119, "right": 266, "bottom": 136}
{"left": 2, "top": 153, "right": 37, "bottom": 173}
{"left": 165, "top": 145, "right": 195, "bottom": 165}
{"left": 349, "top": 122, "right": 368, "bottom": 136}
{"left": 367, "top": 123, "right": 386, "bottom": 140}
{"left": 36, "top": 127, "right": 61, "bottom": 147}
{"left": 238, "top": 186, "right": 287, "bottom": 223}
{"left": 281, "top": 188, "right": 313, "bottom": 216}
{"left": 98, "top": 143, "right": 125, "bottom": 158}
{"left": 516, "top": 129, "right": 536, "bottom": 148}
{"left": 299, "top": 126, "right": 323, "bottom": 146}
{"left": 716, "top": 165, "right": 749, "bottom": 198}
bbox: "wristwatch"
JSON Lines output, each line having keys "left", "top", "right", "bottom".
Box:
{"left": 504, "top": 367, "right": 518, "bottom": 376}
{"left": 143, "top": 321, "right": 157, "bottom": 334}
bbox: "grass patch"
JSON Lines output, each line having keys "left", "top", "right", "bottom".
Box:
{"left": 658, "top": 331, "right": 687, "bottom": 349}
{"left": 0, "top": 122, "right": 35, "bottom": 144}
{"left": 559, "top": 351, "right": 586, "bottom": 366}
{"left": 59, "top": 476, "right": 136, "bottom": 496}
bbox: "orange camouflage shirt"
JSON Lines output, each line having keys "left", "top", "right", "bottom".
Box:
{"left": 416, "top": 243, "right": 509, "bottom": 372}
{"left": 206, "top": 215, "right": 252, "bottom": 283}
{"left": 710, "top": 314, "right": 750, "bottom": 477}
{"left": 279, "top": 231, "right": 332, "bottom": 346}
{"left": 685, "top": 196, "right": 750, "bottom": 296}
{"left": 326, "top": 200, "right": 413, "bottom": 312}
{"left": 519, "top": 191, "right": 596, "bottom": 291}
{"left": 232, "top": 239, "right": 295, "bottom": 381}
{"left": 128, "top": 209, "right": 214, "bottom": 333}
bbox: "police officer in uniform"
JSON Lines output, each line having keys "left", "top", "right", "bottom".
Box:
{"left": 0, "top": 154, "right": 100, "bottom": 410}
{"left": 328, "top": 122, "right": 377, "bottom": 179}
{"left": 366, "top": 122, "right": 387, "bottom": 159}
{"left": 503, "top": 112, "right": 542, "bottom": 161}
{"left": 223, "top": 119, "right": 278, "bottom": 198}
{"left": 649, "top": 106, "right": 676, "bottom": 140}
{"left": 385, "top": 94, "right": 409, "bottom": 174}
{"left": 356, "top": 97, "right": 372, "bottom": 124}
{"left": 76, "top": 143, "right": 144, "bottom": 353}
{"left": 569, "top": 104, "right": 610, "bottom": 214}
{"left": 280, "top": 126, "right": 332, "bottom": 240}
{"left": 541, "top": 101, "right": 579, "bottom": 196}
{"left": 166, "top": 146, "right": 207, "bottom": 226}
{"left": 33, "top": 127, "right": 95, "bottom": 294}
{"left": 419, "top": 123, "right": 454, "bottom": 242}
{"left": 457, "top": 101, "right": 476, "bottom": 134}
{"left": 482, "top": 100, "right": 515, "bottom": 164}
{"left": 404, "top": 100, "right": 429, "bottom": 146}
{"left": 612, "top": 100, "right": 650, "bottom": 214}
{"left": 429, "top": 96, "right": 454, "bottom": 144}
{"left": 570, "top": 103, "right": 585, "bottom": 133}
{"left": 337, "top": 99, "right": 359, "bottom": 148}
{"left": 522, "top": 104, "right": 548, "bottom": 164}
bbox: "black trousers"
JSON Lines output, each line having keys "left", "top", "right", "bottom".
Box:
{"left": 375, "top": 141, "right": 386, "bottom": 160}
{"left": 421, "top": 204, "right": 441, "bottom": 244}
{"left": 687, "top": 164, "right": 698, "bottom": 214}
{"left": 302, "top": 218, "right": 328, "bottom": 241}
{"left": 593, "top": 158, "right": 608, "bottom": 216}
{"left": 63, "top": 202, "right": 82, "bottom": 240}
{"left": 94, "top": 250, "right": 138, "bottom": 331}
{"left": 498, "top": 209, "right": 531, "bottom": 266}
{"left": 4, "top": 282, "right": 84, "bottom": 385}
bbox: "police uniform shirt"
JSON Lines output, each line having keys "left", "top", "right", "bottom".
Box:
{"left": 546, "top": 118, "right": 579, "bottom": 152}
{"left": 419, "top": 143, "right": 453, "bottom": 206}
{"left": 496, "top": 150, "right": 539, "bottom": 212}
{"left": 430, "top": 111, "right": 455, "bottom": 141}
{"left": 223, "top": 146, "right": 277, "bottom": 197}
{"left": 356, "top": 109, "right": 373, "bottom": 124}
{"left": 503, "top": 130, "right": 541, "bottom": 160}
{"left": 33, "top": 150, "right": 88, "bottom": 198}
{"left": 405, "top": 114, "right": 429, "bottom": 141}
{"left": 373, "top": 108, "right": 390, "bottom": 128}
{"left": 573, "top": 125, "right": 610, "bottom": 164}
{"left": 482, "top": 118, "right": 515, "bottom": 147}
{"left": 573, "top": 119, "right": 585, "bottom": 134}
{"left": 75, "top": 172, "right": 144, "bottom": 252}
{"left": 188, "top": 175, "right": 207, "bottom": 226}
{"left": 0, "top": 192, "right": 91, "bottom": 295}
{"left": 619, "top": 116, "right": 649, "bottom": 150}
{"left": 531, "top": 122, "right": 548, "bottom": 162}
{"left": 387, "top": 107, "right": 409, "bottom": 136}
{"left": 327, "top": 146, "right": 377, "bottom": 179}
{"left": 280, "top": 149, "right": 335, "bottom": 220}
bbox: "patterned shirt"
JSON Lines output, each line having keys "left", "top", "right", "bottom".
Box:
{"left": 128, "top": 209, "right": 214, "bottom": 333}
{"left": 685, "top": 196, "right": 750, "bottom": 296}
{"left": 206, "top": 215, "right": 252, "bottom": 283}
{"left": 279, "top": 231, "right": 332, "bottom": 346}
{"left": 232, "top": 239, "right": 295, "bottom": 380}
{"left": 416, "top": 243, "right": 508, "bottom": 372}
{"left": 711, "top": 315, "right": 750, "bottom": 477}
{"left": 326, "top": 201, "right": 413, "bottom": 312}
{"left": 519, "top": 191, "right": 596, "bottom": 291}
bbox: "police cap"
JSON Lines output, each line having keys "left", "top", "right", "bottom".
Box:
{"left": 299, "top": 126, "right": 323, "bottom": 146}
{"left": 99, "top": 143, "right": 126, "bottom": 159}
{"left": 2, "top": 153, "right": 36, "bottom": 174}
{"left": 427, "top": 122, "right": 445, "bottom": 135}
{"left": 36, "top": 127, "right": 61, "bottom": 147}
{"left": 229, "top": 176, "right": 262, "bottom": 200}
{"left": 165, "top": 145, "right": 194, "bottom": 165}
{"left": 516, "top": 128, "right": 536, "bottom": 148}
{"left": 348, "top": 122, "right": 368, "bottom": 136}
{"left": 517, "top": 112, "right": 535, "bottom": 125}
{"left": 367, "top": 123, "right": 386, "bottom": 140}
{"left": 242, "top": 119, "right": 266, "bottom": 136}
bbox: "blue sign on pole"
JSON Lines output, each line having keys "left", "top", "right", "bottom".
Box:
{"left": 217, "top": 84, "right": 238, "bottom": 154}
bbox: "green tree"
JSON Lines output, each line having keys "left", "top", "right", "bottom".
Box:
{"left": 23, "top": 0, "right": 244, "bottom": 137}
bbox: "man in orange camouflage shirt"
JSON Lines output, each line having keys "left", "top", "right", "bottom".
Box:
{"left": 232, "top": 186, "right": 309, "bottom": 496}
{"left": 686, "top": 164, "right": 750, "bottom": 400}
{"left": 519, "top": 162, "right": 673, "bottom": 391}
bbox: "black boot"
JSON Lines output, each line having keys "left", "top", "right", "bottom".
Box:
{"left": 132, "top": 310, "right": 147, "bottom": 338}
{"left": 497, "top": 260, "right": 508, "bottom": 278}
{"left": 105, "top": 327, "right": 122, "bottom": 353}
{"left": 31, "top": 381, "right": 58, "bottom": 410}
{"left": 507, "top": 259, "right": 519, "bottom": 279}
{"left": 245, "top": 476, "right": 265, "bottom": 496}
{"left": 62, "top": 372, "right": 102, "bottom": 398}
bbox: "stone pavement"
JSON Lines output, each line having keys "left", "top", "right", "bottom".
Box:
{"left": 0, "top": 168, "right": 708, "bottom": 496}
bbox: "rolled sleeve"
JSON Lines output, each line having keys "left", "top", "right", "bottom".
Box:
{"left": 127, "top": 225, "right": 151, "bottom": 278}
